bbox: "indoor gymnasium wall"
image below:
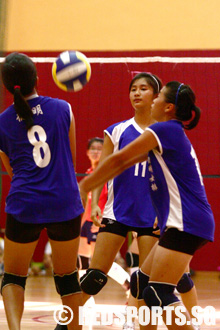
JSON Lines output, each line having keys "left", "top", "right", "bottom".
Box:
{"left": 1, "top": 1, "right": 220, "bottom": 270}
{"left": 3, "top": 0, "right": 220, "bottom": 51}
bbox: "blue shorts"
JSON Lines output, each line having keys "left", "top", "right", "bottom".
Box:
{"left": 80, "top": 220, "right": 98, "bottom": 244}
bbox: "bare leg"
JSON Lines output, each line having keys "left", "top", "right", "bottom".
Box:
{"left": 78, "top": 236, "right": 92, "bottom": 259}
{"left": 142, "top": 245, "right": 194, "bottom": 330}
{"left": 180, "top": 265, "right": 198, "bottom": 319}
{"left": 82, "top": 232, "right": 125, "bottom": 304}
{"left": 50, "top": 237, "right": 82, "bottom": 330}
{"left": 2, "top": 285, "right": 24, "bottom": 330}
{"left": 137, "top": 237, "right": 158, "bottom": 330}
{"left": 89, "top": 232, "right": 125, "bottom": 272}
{"left": 82, "top": 291, "right": 91, "bottom": 305}
{"left": 90, "top": 241, "right": 96, "bottom": 256}
{"left": 124, "top": 237, "right": 158, "bottom": 330}
{"left": 138, "top": 299, "right": 158, "bottom": 330}
{"left": 162, "top": 302, "right": 195, "bottom": 330}
{"left": 137, "top": 235, "right": 158, "bottom": 267}
{"left": 2, "top": 237, "right": 39, "bottom": 330}
{"left": 180, "top": 286, "right": 198, "bottom": 319}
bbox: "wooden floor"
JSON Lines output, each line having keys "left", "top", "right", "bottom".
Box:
{"left": 0, "top": 271, "right": 219, "bottom": 329}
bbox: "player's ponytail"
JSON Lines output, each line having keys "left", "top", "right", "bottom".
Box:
{"left": 1, "top": 52, "right": 37, "bottom": 130}
{"left": 13, "top": 85, "right": 34, "bottom": 130}
{"left": 165, "top": 81, "right": 201, "bottom": 130}
{"left": 182, "top": 104, "right": 201, "bottom": 130}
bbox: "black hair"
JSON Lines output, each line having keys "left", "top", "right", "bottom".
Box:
{"left": 164, "top": 81, "right": 201, "bottom": 130}
{"left": 129, "top": 72, "right": 162, "bottom": 95}
{"left": 1, "top": 52, "right": 37, "bottom": 130}
{"left": 87, "top": 137, "right": 104, "bottom": 149}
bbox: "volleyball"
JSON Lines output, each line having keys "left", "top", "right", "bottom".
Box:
{"left": 52, "top": 50, "right": 91, "bottom": 92}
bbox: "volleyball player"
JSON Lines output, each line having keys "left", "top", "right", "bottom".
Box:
{"left": 78, "top": 137, "right": 106, "bottom": 268}
{"left": 79, "top": 81, "right": 215, "bottom": 330}
{"left": 78, "top": 137, "right": 130, "bottom": 291}
{"left": 80, "top": 72, "right": 162, "bottom": 330}
{"left": 0, "top": 52, "right": 84, "bottom": 330}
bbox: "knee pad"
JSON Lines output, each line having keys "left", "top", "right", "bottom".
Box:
{"left": 130, "top": 269, "right": 149, "bottom": 300}
{"left": 126, "top": 252, "right": 139, "bottom": 268}
{"left": 176, "top": 272, "right": 194, "bottom": 293}
{"left": 54, "top": 269, "right": 81, "bottom": 298}
{"left": 78, "top": 255, "right": 90, "bottom": 270}
{"left": 1, "top": 272, "right": 27, "bottom": 294}
{"left": 80, "top": 268, "right": 108, "bottom": 295}
{"left": 143, "top": 282, "right": 180, "bottom": 308}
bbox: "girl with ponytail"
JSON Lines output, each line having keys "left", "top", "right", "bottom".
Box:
{"left": 79, "top": 81, "right": 215, "bottom": 330}
{"left": 164, "top": 81, "right": 201, "bottom": 130}
{"left": 1, "top": 52, "right": 37, "bottom": 130}
{"left": 0, "top": 52, "right": 84, "bottom": 330}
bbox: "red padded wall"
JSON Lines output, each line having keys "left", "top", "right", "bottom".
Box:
{"left": 1, "top": 50, "right": 219, "bottom": 268}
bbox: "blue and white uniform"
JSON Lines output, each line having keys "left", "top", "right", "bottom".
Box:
{"left": 146, "top": 119, "right": 215, "bottom": 241}
{"left": 0, "top": 95, "right": 84, "bottom": 224}
{"left": 103, "top": 117, "right": 156, "bottom": 228}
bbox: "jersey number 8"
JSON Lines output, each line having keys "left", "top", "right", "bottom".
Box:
{"left": 27, "top": 125, "right": 51, "bottom": 168}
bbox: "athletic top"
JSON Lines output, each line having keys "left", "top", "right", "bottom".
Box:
{"left": 83, "top": 167, "right": 108, "bottom": 222}
{"left": 0, "top": 95, "right": 84, "bottom": 224}
{"left": 103, "top": 117, "right": 156, "bottom": 227}
{"left": 146, "top": 120, "right": 215, "bottom": 241}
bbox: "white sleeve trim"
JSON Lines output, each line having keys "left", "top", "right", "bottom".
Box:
{"left": 146, "top": 128, "right": 163, "bottom": 155}
{"left": 104, "top": 129, "right": 114, "bottom": 144}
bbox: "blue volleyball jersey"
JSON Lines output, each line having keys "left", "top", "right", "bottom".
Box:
{"left": 0, "top": 95, "right": 84, "bottom": 224}
{"left": 146, "top": 120, "right": 215, "bottom": 241}
{"left": 103, "top": 117, "right": 156, "bottom": 227}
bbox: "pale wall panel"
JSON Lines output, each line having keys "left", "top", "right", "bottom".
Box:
{"left": 4, "top": 0, "right": 220, "bottom": 51}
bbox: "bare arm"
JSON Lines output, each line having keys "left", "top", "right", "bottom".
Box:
{"left": 90, "top": 134, "right": 114, "bottom": 227}
{"left": 81, "top": 197, "right": 90, "bottom": 226}
{"left": 0, "top": 151, "right": 13, "bottom": 179}
{"left": 91, "top": 133, "right": 114, "bottom": 205}
{"left": 79, "top": 130, "right": 158, "bottom": 195}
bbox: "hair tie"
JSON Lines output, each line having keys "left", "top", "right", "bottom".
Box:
{"left": 175, "top": 83, "right": 184, "bottom": 108}
{"left": 14, "top": 85, "right": 20, "bottom": 90}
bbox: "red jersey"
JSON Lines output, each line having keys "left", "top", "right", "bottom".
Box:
{"left": 83, "top": 167, "right": 108, "bottom": 222}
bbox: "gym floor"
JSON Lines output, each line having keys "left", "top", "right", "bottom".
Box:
{"left": 0, "top": 271, "right": 219, "bottom": 329}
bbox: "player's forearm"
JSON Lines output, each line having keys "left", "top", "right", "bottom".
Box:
{"left": 80, "top": 139, "right": 150, "bottom": 194}
{"left": 80, "top": 152, "right": 125, "bottom": 193}
{"left": 91, "top": 185, "right": 104, "bottom": 207}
